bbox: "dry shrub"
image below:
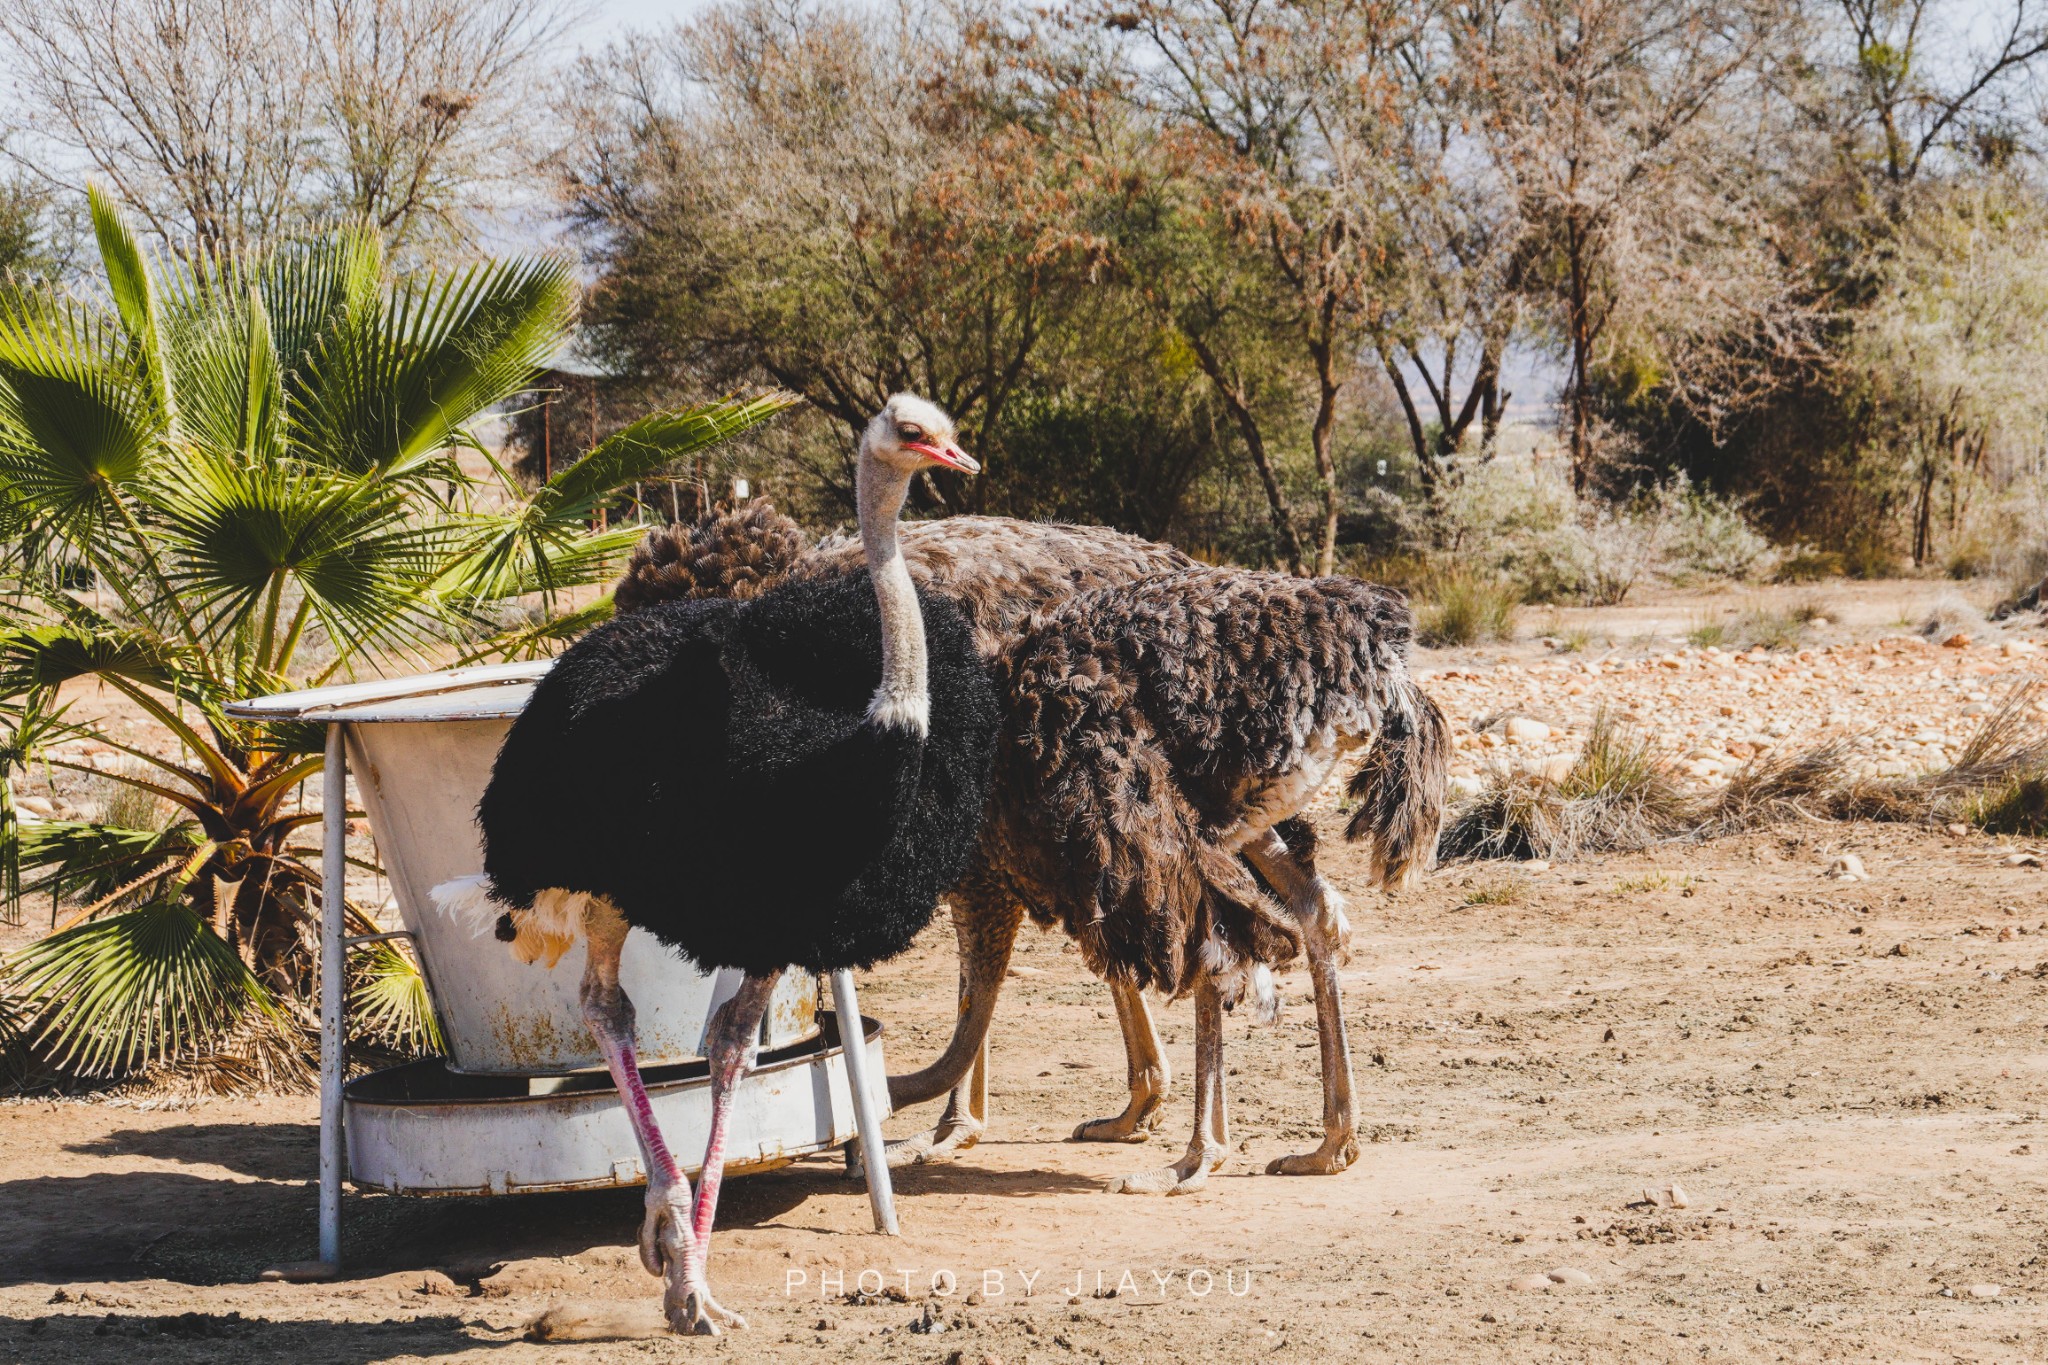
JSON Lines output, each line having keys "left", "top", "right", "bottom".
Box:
{"left": 1441, "top": 710, "right": 1688, "bottom": 861}
{"left": 1916, "top": 594, "right": 1985, "bottom": 644}
{"left": 1696, "top": 734, "right": 1860, "bottom": 835}
{"left": 133, "top": 1015, "right": 317, "bottom": 1098}
{"left": 1417, "top": 570, "right": 1519, "bottom": 647}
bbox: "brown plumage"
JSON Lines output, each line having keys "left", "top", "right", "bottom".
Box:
{"left": 613, "top": 500, "right": 810, "bottom": 612}
{"left": 978, "top": 567, "right": 1449, "bottom": 1191}
{"left": 996, "top": 571, "right": 1426, "bottom": 998}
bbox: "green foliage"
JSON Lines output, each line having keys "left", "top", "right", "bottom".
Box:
{"left": 0, "top": 192, "right": 789, "bottom": 1087}
{"left": 7, "top": 901, "right": 282, "bottom": 1077}
{"left": 348, "top": 938, "right": 443, "bottom": 1055}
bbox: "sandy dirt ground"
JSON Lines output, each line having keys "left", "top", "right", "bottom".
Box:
{"left": 3, "top": 580, "right": 2046, "bottom": 1363}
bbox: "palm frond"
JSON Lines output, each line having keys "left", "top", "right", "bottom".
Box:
{"left": 455, "top": 594, "right": 617, "bottom": 664}
{"left": 163, "top": 281, "right": 284, "bottom": 464}
{"left": 441, "top": 395, "right": 796, "bottom": 603}
{"left": 152, "top": 453, "right": 454, "bottom": 668}
{"left": 297, "top": 253, "right": 577, "bottom": 480}
{"left": 0, "top": 288, "right": 161, "bottom": 540}
{"left": 88, "top": 185, "right": 175, "bottom": 424}
{"left": 0, "top": 625, "right": 193, "bottom": 701}
{"left": 0, "top": 983, "right": 30, "bottom": 1088}
{"left": 348, "top": 937, "right": 443, "bottom": 1054}
{"left": 14, "top": 819, "right": 203, "bottom": 910}
{"left": 6, "top": 901, "right": 280, "bottom": 1076}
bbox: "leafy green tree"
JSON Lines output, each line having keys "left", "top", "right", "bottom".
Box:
{"left": 0, "top": 188, "right": 791, "bottom": 1085}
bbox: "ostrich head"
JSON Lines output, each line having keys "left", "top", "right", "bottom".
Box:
{"left": 861, "top": 394, "right": 979, "bottom": 478}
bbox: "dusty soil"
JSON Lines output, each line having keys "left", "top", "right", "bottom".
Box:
{"left": 3, "top": 581, "right": 2047, "bottom": 1363}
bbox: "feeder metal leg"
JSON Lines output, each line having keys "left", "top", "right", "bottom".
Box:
{"left": 830, "top": 969, "right": 898, "bottom": 1235}
{"left": 319, "top": 724, "right": 347, "bottom": 1266}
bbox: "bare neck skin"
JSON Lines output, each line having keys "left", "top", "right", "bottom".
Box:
{"left": 857, "top": 444, "right": 929, "bottom": 736}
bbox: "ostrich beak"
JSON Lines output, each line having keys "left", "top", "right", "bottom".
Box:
{"left": 906, "top": 441, "right": 979, "bottom": 475}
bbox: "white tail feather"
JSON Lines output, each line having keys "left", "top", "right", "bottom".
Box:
{"left": 431, "top": 875, "right": 503, "bottom": 937}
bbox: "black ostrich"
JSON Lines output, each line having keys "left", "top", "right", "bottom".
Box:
{"left": 440, "top": 396, "right": 997, "bottom": 1334}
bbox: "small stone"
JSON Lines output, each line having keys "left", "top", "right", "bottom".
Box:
{"left": 1965, "top": 1284, "right": 2002, "bottom": 1299}
{"left": 1942, "top": 632, "right": 1972, "bottom": 649}
{"left": 2003, "top": 852, "right": 2042, "bottom": 868}
{"left": 1887, "top": 942, "right": 1913, "bottom": 957}
{"left": 815, "top": 1318, "right": 838, "bottom": 1330}
{"left": 1755, "top": 1280, "right": 1774, "bottom": 1294}
{"left": 1545, "top": 1267, "right": 1594, "bottom": 1286}
{"left": 1504, "top": 716, "right": 1551, "bottom": 743}
{"left": 1448, "top": 774, "right": 1486, "bottom": 800}
{"left": 1509, "top": 1274, "right": 1552, "bottom": 1292}
{"left": 1827, "top": 854, "right": 1868, "bottom": 881}
{"left": 1479, "top": 1311, "right": 1498, "bottom": 1323}
{"left": 1644, "top": 1181, "right": 1691, "bottom": 1210}
{"left": 1521, "top": 859, "right": 1551, "bottom": 872}
{"left": 1602, "top": 1027, "right": 1616, "bottom": 1043}
{"left": 16, "top": 794, "right": 54, "bottom": 817}
{"left": 1946, "top": 823, "right": 1970, "bottom": 837}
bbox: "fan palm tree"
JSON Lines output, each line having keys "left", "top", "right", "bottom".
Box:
{"left": 0, "top": 189, "right": 793, "bottom": 1087}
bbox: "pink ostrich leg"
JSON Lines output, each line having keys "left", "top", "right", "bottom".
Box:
{"left": 689, "top": 971, "right": 784, "bottom": 1251}
{"left": 576, "top": 904, "right": 712, "bottom": 1333}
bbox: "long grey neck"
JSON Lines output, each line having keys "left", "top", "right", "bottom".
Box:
{"left": 857, "top": 449, "right": 929, "bottom": 736}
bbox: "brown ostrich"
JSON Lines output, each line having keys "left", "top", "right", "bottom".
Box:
{"left": 993, "top": 568, "right": 1449, "bottom": 1190}
{"left": 616, "top": 493, "right": 1242, "bottom": 1161}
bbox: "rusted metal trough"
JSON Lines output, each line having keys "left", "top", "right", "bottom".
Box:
{"left": 227, "top": 663, "right": 900, "bottom": 1268}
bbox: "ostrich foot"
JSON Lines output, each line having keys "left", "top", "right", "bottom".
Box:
{"left": 1265, "top": 1133, "right": 1359, "bottom": 1177}
{"left": 886, "top": 1115, "right": 984, "bottom": 1167}
{"left": 637, "top": 1179, "right": 694, "bottom": 1278}
{"left": 1106, "top": 1145, "right": 1223, "bottom": 1196}
{"left": 1070, "top": 1103, "right": 1164, "bottom": 1143}
{"left": 669, "top": 1282, "right": 747, "bottom": 1336}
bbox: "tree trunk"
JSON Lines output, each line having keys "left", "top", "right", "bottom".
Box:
{"left": 1379, "top": 346, "right": 1437, "bottom": 499}
{"left": 1566, "top": 218, "right": 1593, "bottom": 494}
{"left": 1307, "top": 330, "right": 1342, "bottom": 577}
{"left": 1912, "top": 452, "right": 1936, "bottom": 569}
{"left": 1186, "top": 333, "right": 1305, "bottom": 575}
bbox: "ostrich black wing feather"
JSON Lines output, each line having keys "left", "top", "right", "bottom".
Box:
{"left": 477, "top": 571, "right": 998, "bottom": 976}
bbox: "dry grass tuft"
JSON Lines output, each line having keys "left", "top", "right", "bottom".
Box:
{"left": 1443, "top": 685, "right": 2048, "bottom": 863}
{"left": 1461, "top": 876, "right": 1526, "bottom": 906}
{"left": 1697, "top": 734, "right": 1859, "bottom": 835}
{"left": 1417, "top": 570, "right": 1519, "bottom": 648}
{"left": 1441, "top": 709, "right": 1689, "bottom": 862}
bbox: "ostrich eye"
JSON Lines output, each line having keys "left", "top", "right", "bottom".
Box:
{"left": 898, "top": 424, "right": 923, "bottom": 443}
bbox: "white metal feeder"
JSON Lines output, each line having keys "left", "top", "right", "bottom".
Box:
{"left": 226, "top": 663, "right": 900, "bottom": 1270}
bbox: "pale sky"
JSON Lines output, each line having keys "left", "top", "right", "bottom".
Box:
{"left": 575, "top": 0, "right": 713, "bottom": 42}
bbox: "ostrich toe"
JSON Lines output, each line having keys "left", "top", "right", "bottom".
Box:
{"left": 1070, "top": 1104, "right": 1164, "bottom": 1143}
{"left": 671, "top": 1284, "right": 747, "bottom": 1336}
{"left": 1265, "top": 1134, "right": 1360, "bottom": 1177}
{"left": 1106, "top": 1144, "right": 1223, "bottom": 1195}
{"left": 884, "top": 1114, "right": 985, "bottom": 1167}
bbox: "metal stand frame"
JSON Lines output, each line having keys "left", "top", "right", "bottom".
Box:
{"left": 831, "top": 969, "right": 899, "bottom": 1234}
{"left": 312, "top": 722, "right": 900, "bottom": 1271}
{"left": 318, "top": 725, "right": 346, "bottom": 1266}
